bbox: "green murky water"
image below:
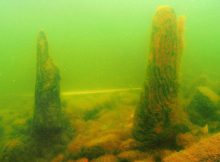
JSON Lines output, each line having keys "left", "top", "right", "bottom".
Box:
{"left": 0, "top": 0, "right": 220, "bottom": 94}
{"left": 0, "top": 0, "right": 220, "bottom": 161}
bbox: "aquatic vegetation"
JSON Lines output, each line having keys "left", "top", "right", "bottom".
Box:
{"left": 133, "top": 6, "right": 187, "bottom": 148}
{"left": 0, "top": 139, "right": 28, "bottom": 162}
{"left": 65, "top": 92, "right": 139, "bottom": 160}
{"left": 33, "top": 31, "right": 63, "bottom": 138}
{"left": 0, "top": 86, "right": 216, "bottom": 161}
{"left": 163, "top": 133, "right": 220, "bottom": 162}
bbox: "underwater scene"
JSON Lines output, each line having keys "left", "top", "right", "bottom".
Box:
{"left": 1, "top": 0, "right": 220, "bottom": 162}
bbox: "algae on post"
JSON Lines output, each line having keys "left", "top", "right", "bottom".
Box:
{"left": 33, "top": 31, "right": 62, "bottom": 137}
{"left": 133, "top": 6, "right": 187, "bottom": 148}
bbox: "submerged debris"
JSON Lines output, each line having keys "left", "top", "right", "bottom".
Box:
{"left": 186, "top": 86, "right": 220, "bottom": 132}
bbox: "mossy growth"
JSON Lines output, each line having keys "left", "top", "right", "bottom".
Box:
{"left": 33, "top": 30, "right": 63, "bottom": 139}
{"left": 164, "top": 133, "right": 220, "bottom": 162}
{"left": 0, "top": 114, "right": 73, "bottom": 162}
{"left": 133, "top": 6, "right": 187, "bottom": 149}
{"left": 0, "top": 139, "right": 29, "bottom": 162}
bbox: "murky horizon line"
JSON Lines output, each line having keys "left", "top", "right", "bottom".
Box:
{"left": 0, "top": 88, "right": 142, "bottom": 97}
{"left": 62, "top": 87, "right": 142, "bottom": 96}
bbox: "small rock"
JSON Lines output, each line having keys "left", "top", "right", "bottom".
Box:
{"left": 186, "top": 86, "right": 220, "bottom": 131}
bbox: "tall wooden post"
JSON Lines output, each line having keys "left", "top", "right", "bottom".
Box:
{"left": 133, "top": 6, "right": 185, "bottom": 148}
{"left": 33, "top": 31, "right": 62, "bottom": 137}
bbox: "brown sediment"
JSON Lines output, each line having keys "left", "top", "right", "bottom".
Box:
{"left": 163, "top": 133, "right": 220, "bottom": 162}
